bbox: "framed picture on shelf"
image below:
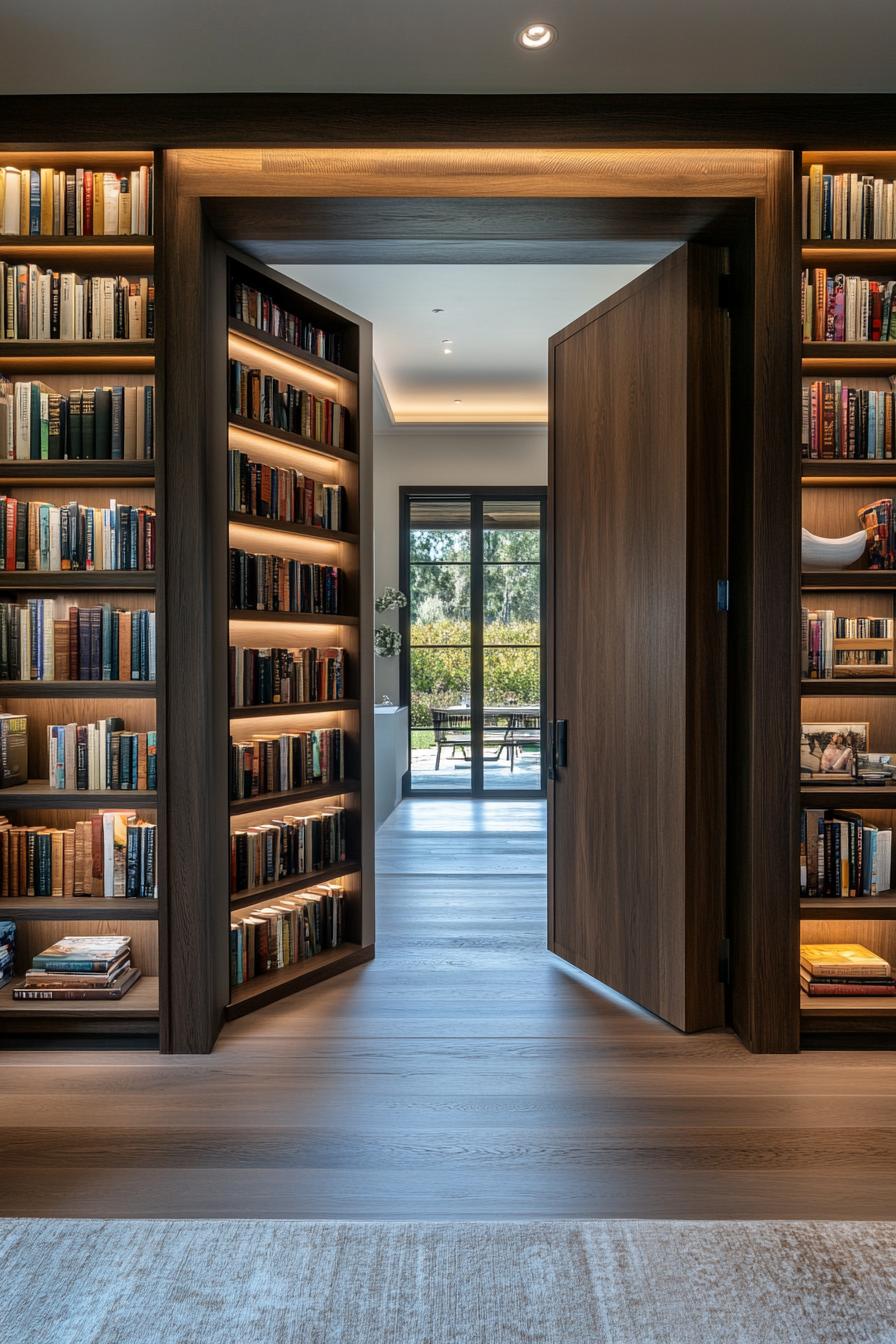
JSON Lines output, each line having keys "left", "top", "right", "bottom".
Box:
{"left": 801, "top": 721, "right": 868, "bottom": 784}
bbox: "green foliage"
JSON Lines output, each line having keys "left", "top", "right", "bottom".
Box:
{"left": 410, "top": 620, "right": 541, "bottom": 728}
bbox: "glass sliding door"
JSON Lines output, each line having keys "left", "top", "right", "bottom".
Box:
{"left": 401, "top": 488, "right": 546, "bottom": 797}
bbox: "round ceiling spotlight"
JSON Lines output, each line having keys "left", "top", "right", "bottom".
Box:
{"left": 516, "top": 22, "right": 557, "bottom": 49}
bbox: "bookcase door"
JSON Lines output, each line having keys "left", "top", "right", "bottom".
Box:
{"left": 547, "top": 244, "right": 729, "bottom": 1032}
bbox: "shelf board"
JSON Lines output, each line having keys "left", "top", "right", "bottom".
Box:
{"left": 802, "top": 460, "right": 896, "bottom": 484}
{"left": 0, "top": 680, "right": 156, "bottom": 699}
{"left": 0, "top": 897, "right": 158, "bottom": 921}
{"left": 229, "top": 608, "right": 357, "bottom": 626}
{"left": 801, "top": 570, "right": 896, "bottom": 591}
{"left": 801, "top": 678, "right": 896, "bottom": 696}
{"left": 800, "top": 893, "right": 896, "bottom": 919}
{"left": 803, "top": 342, "right": 896, "bottom": 359}
{"left": 0, "top": 235, "right": 155, "bottom": 249}
{"left": 802, "top": 240, "right": 896, "bottom": 253}
{"left": 0, "top": 572, "right": 156, "bottom": 591}
{"left": 0, "top": 340, "right": 154, "bottom": 360}
{"left": 228, "top": 414, "right": 358, "bottom": 465}
{"left": 0, "top": 974, "right": 159, "bottom": 1020}
{"left": 229, "top": 777, "right": 361, "bottom": 817}
{"left": 230, "top": 859, "right": 362, "bottom": 912}
{"left": 225, "top": 943, "right": 372, "bottom": 1018}
{"left": 227, "top": 512, "right": 358, "bottom": 545}
{"left": 0, "top": 460, "right": 155, "bottom": 484}
{"left": 800, "top": 784, "right": 896, "bottom": 806}
{"left": 229, "top": 699, "right": 358, "bottom": 720}
{"left": 0, "top": 782, "right": 157, "bottom": 808}
{"left": 228, "top": 318, "right": 358, "bottom": 382}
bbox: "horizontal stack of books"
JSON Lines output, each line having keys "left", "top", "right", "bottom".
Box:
{"left": 800, "top": 943, "right": 895, "bottom": 996}
{"left": 12, "top": 934, "right": 140, "bottom": 1001}
{"left": 0, "top": 919, "right": 13, "bottom": 988}
{"left": 802, "top": 270, "right": 896, "bottom": 342}
{"left": 801, "top": 378, "right": 896, "bottom": 459}
{"left": 229, "top": 359, "right": 348, "bottom": 449}
{"left": 228, "top": 644, "right": 344, "bottom": 707}
{"left": 47, "top": 718, "right": 157, "bottom": 791}
{"left": 0, "top": 810, "right": 156, "bottom": 900}
{"left": 0, "top": 497, "right": 156, "bottom": 572}
{"left": 228, "top": 449, "right": 346, "bottom": 531}
{"left": 0, "top": 379, "right": 154, "bottom": 460}
{"left": 230, "top": 806, "right": 346, "bottom": 893}
{"left": 229, "top": 549, "right": 341, "bottom": 614}
{"left": 229, "top": 727, "right": 344, "bottom": 800}
{"left": 803, "top": 164, "right": 896, "bottom": 240}
{"left": 0, "top": 600, "right": 155, "bottom": 682}
{"left": 230, "top": 882, "right": 345, "bottom": 986}
{"left": 801, "top": 808, "right": 892, "bottom": 899}
{"left": 0, "top": 165, "right": 153, "bottom": 237}
{"left": 801, "top": 609, "right": 894, "bottom": 679}
{"left": 231, "top": 279, "right": 344, "bottom": 365}
{"left": 0, "top": 265, "right": 154, "bottom": 342}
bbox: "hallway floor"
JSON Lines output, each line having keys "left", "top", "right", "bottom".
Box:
{"left": 1, "top": 799, "right": 895, "bottom": 1218}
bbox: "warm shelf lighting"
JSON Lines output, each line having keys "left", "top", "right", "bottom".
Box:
{"left": 228, "top": 333, "right": 342, "bottom": 398}
{"left": 516, "top": 21, "right": 557, "bottom": 48}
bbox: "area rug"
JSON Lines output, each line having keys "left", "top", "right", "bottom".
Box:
{"left": 1, "top": 1219, "right": 894, "bottom": 1343}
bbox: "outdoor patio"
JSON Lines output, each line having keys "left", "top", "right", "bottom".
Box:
{"left": 410, "top": 743, "right": 543, "bottom": 791}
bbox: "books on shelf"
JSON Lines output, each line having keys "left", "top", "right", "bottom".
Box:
{"left": 228, "top": 448, "right": 346, "bottom": 531}
{"left": 0, "top": 265, "right": 154, "bottom": 342}
{"left": 231, "top": 278, "right": 344, "bottom": 366}
{"left": 47, "top": 718, "right": 157, "bottom": 791}
{"left": 0, "top": 919, "right": 13, "bottom": 989}
{"left": 229, "top": 644, "right": 343, "bottom": 708}
{"left": 0, "top": 810, "right": 156, "bottom": 900}
{"left": 803, "top": 164, "right": 896, "bottom": 240}
{"left": 0, "top": 713, "right": 27, "bottom": 787}
{"left": 230, "top": 881, "right": 345, "bottom": 986}
{"left": 801, "top": 378, "right": 896, "bottom": 459}
{"left": 231, "top": 806, "right": 346, "bottom": 894}
{"left": 801, "top": 609, "right": 894, "bottom": 678}
{"left": 229, "top": 359, "right": 348, "bottom": 449}
{"left": 800, "top": 942, "right": 895, "bottom": 996}
{"left": 0, "top": 601, "right": 155, "bottom": 682}
{"left": 13, "top": 934, "right": 141, "bottom": 1000}
{"left": 229, "top": 727, "right": 344, "bottom": 800}
{"left": 800, "top": 808, "right": 892, "bottom": 899}
{"left": 0, "top": 166, "right": 153, "bottom": 237}
{"left": 801, "top": 269, "right": 896, "bottom": 342}
{"left": 229, "top": 549, "right": 342, "bottom": 615}
{"left": 0, "top": 497, "right": 156, "bottom": 572}
{"left": 0, "top": 379, "right": 154, "bottom": 460}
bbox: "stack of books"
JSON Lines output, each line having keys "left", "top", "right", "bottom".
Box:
{"left": 0, "top": 919, "right": 13, "bottom": 988}
{"left": 229, "top": 359, "right": 349, "bottom": 448}
{"left": 12, "top": 934, "right": 140, "bottom": 1001}
{"left": 230, "top": 882, "right": 345, "bottom": 986}
{"left": 0, "top": 809, "right": 157, "bottom": 900}
{"left": 0, "top": 601, "right": 156, "bottom": 682}
{"left": 47, "top": 718, "right": 157, "bottom": 792}
{"left": 0, "top": 165, "right": 153, "bottom": 237}
{"left": 228, "top": 644, "right": 344, "bottom": 707}
{"left": 800, "top": 943, "right": 895, "bottom": 996}
{"left": 801, "top": 808, "right": 892, "bottom": 899}
{"left": 231, "top": 278, "right": 344, "bottom": 364}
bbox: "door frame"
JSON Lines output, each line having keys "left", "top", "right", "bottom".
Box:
{"left": 398, "top": 484, "right": 548, "bottom": 800}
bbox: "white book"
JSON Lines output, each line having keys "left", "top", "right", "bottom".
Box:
{"left": 1, "top": 169, "right": 20, "bottom": 235}
{"left": 101, "top": 276, "right": 115, "bottom": 340}
{"left": 40, "top": 599, "right": 53, "bottom": 681}
{"left": 48, "top": 509, "right": 60, "bottom": 571}
{"left": 127, "top": 295, "right": 141, "bottom": 342}
{"left": 37, "top": 275, "right": 51, "bottom": 341}
{"left": 27, "top": 264, "right": 41, "bottom": 340}
{"left": 14, "top": 382, "right": 30, "bottom": 459}
{"left": 64, "top": 721, "right": 76, "bottom": 790}
{"left": 74, "top": 282, "right": 85, "bottom": 340}
{"left": 139, "top": 166, "right": 149, "bottom": 234}
{"left": 877, "top": 830, "right": 892, "bottom": 894}
{"left": 103, "top": 174, "right": 119, "bottom": 236}
{"left": 39, "top": 391, "right": 48, "bottom": 459}
{"left": 59, "top": 273, "right": 74, "bottom": 341}
{"left": 103, "top": 811, "right": 115, "bottom": 894}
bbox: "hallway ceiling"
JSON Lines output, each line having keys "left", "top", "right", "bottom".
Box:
{"left": 7, "top": 0, "right": 896, "bottom": 94}
{"left": 278, "top": 263, "right": 648, "bottom": 425}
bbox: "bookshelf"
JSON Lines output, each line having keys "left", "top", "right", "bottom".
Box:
{"left": 800, "top": 150, "right": 896, "bottom": 1039}
{"left": 0, "top": 149, "right": 162, "bottom": 1043}
{"left": 209, "top": 246, "right": 374, "bottom": 1021}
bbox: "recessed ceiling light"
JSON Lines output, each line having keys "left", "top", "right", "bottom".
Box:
{"left": 441, "top": 338, "right": 453, "bottom": 344}
{"left": 443, "top": 348, "right": 453, "bottom": 355}
{"left": 517, "top": 22, "right": 557, "bottom": 49}
{"left": 431, "top": 307, "right": 444, "bottom": 313}
{"left": 453, "top": 399, "right": 463, "bottom": 404}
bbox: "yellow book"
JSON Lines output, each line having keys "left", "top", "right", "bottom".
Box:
{"left": 92, "top": 172, "right": 103, "bottom": 235}
{"left": 19, "top": 169, "right": 28, "bottom": 234}
{"left": 800, "top": 943, "right": 891, "bottom": 978}
{"left": 40, "top": 167, "right": 53, "bottom": 235}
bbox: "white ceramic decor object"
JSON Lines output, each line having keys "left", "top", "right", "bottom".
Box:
{"left": 801, "top": 527, "right": 867, "bottom": 570}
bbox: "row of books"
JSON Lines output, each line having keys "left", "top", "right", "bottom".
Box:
{"left": 0, "top": 919, "right": 12, "bottom": 988}
{"left": 229, "top": 727, "right": 344, "bottom": 801}
{"left": 231, "top": 806, "right": 346, "bottom": 893}
{"left": 46, "top": 718, "right": 157, "bottom": 792}
{"left": 801, "top": 610, "right": 893, "bottom": 678}
{"left": 0, "top": 380, "right": 154, "bottom": 460}
{"left": 801, "top": 270, "right": 896, "bottom": 343}
{"left": 12, "top": 935, "right": 141, "bottom": 1002}
{"left": 228, "top": 449, "right": 347, "bottom": 531}
{"left": 229, "top": 549, "right": 342, "bottom": 615}
{"left": 229, "top": 644, "right": 344, "bottom": 708}
{"left": 803, "top": 165, "right": 896, "bottom": 241}
{"left": 801, "top": 809, "right": 892, "bottom": 899}
{"left": 801, "top": 379, "right": 896, "bottom": 459}
{"left": 0, "top": 498, "right": 156, "bottom": 572}
{"left": 0, "top": 601, "right": 155, "bottom": 682}
{"left": 229, "top": 360, "right": 349, "bottom": 449}
{"left": 230, "top": 882, "right": 345, "bottom": 986}
{"left": 1, "top": 265, "right": 154, "bottom": 342}
{"left": 0, "top": 811, "right": 157, "bottom": 900}
{"left": 800, "top": 943, "right": 895, "bottom": 997}
{"left": 231, "top": 278, "right": 345, "bottom": 366}
{"left": 857, "top": 498, "right": 896, "bottom": 570}
{"left": 0, "top": 166, "right": 153, "bottom": 237}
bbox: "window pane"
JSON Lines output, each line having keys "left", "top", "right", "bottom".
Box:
{"left": 483, "top": 649, "right": 542, "bottom": 792}
{"left": 484, "top": 562, "right": 540, "bottom": 643}
{"left": 410, "top": 563, "right": 470, "bottom": 642}
{"left": 409, "top": 522, "right": 470, "bottom": 564}
{"left": 410, "top": 647, "right": 471, "bottom": 791}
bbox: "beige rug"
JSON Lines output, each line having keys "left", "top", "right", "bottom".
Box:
{"left": 2, "top": 1219, "right": 894, "bottom": 1343}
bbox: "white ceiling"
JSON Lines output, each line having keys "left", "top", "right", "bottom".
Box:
{"left": 6, "top": 0, "right": 896, "bottom": 93}
{"left": 278, "top": 264, "right": 648, "bottom": 425}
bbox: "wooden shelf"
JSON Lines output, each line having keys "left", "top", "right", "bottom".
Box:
{"left": 0, "top": 974, "right": 159, "bottom": 1021}
{"left": 230, "top": 859, "right": 361, "bottom": 912}
{"left": 801, "top": 893, "right": 896, "bottom": 919}
{"left": 230, "top": 777, "right": 361, "bottom": 817}
{"left": 803, "top": 342, "right": 896, "bottom": 360}
{"left": 0, "top": 680, "right": 156, "bottom": 699}
{"left": 801, "top": 570, "right": 896, "bottom": 590}
{"left": 229, "top": 608, "right": 357, "bottom": 626}
{"left": 0, "top": 572, "right": 156, "bottom": 591}
{"left": 800, "top": 990, "right": 896, "bottom": 1033}
{"left": 0, "top": 897, "right": 158, "bottom": 921}
{"left": 229, "top": 699, "right": 358, "bottom": 720}
{"left": 801, "top": 678, "right": 896, "bottom": 696}
{"left": 228, "top": 414, "right": 358, "bottom": 465}
{"left": 802, "top": 240, "right": 896, "bottom": 254}
{"left": 802, "top": 461, "right": 896, "bottom": 483}
{"left": 0, "top": 340, "right": 154, "bottom": 365}
{"left": 0, "top": 235, "right": 155, "bottom": 249}
{"left": 0, "top": 461, "right": 155, "bottom": 484}
{"left": 225, "top": 944, "right": 372, "bottom": 1018}
{"left": 0, "top": 781, "right": 157, "bottom": 808}
{"left": 227, "top": 512, "right": 357, "bottom": 544}
{"left": 228, "top": 318, "right": 358, "bottom": 382}
{"left": 800, "top": 784, "right": 896, "bottom": 806}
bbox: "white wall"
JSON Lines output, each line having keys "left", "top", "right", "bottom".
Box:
{"left": 372, "top": 427, "right": 548, "bottom": 704}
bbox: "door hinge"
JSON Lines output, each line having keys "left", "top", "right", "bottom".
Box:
{"left": 718, "top": 272, "right": 735, "bottom": 312}
{"left": 718, "top": 937, "right": 731, "bottom": 985}
{"left": 716, "top": 579, "right": 730, "bottom": 612}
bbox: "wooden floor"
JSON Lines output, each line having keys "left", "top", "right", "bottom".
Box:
{"left": 2, "top": 798, "right": 896, "bottom": 1218}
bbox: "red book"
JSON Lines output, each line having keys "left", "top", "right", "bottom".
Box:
{"left": 804, "top": 982, "right": 896, "bottom": 996}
